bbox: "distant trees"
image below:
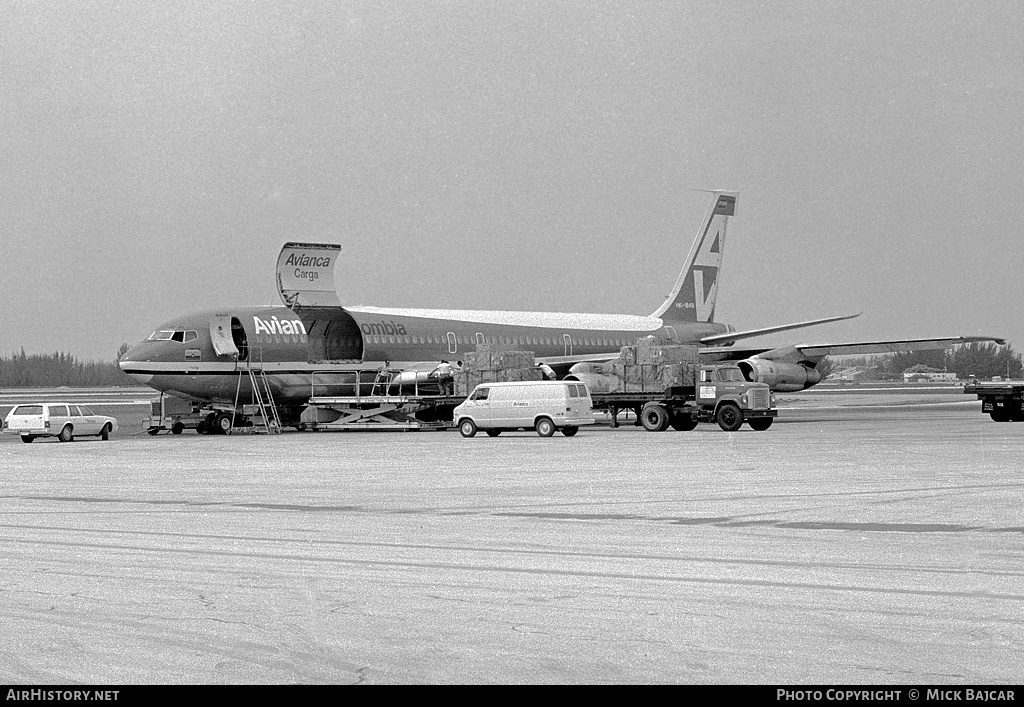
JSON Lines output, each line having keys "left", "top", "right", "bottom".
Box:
{"left": 826, "top": 343, "right": 1022, "bottom": 381}
{"left": 0, "top": 346, "right": 143, "bottom": 388}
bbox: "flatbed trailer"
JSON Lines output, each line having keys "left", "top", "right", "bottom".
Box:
{"left": 964, "top": 382, "right": 1024, "bottom": 421}
{"left": 591, "top": 384, "right": 777, "bottom": 432}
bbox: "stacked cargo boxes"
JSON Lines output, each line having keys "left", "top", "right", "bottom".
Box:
{"left": 455, "top": 344, "right": 543, "bottom": 395}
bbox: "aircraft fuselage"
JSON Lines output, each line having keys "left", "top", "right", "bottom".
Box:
{"left": 120, "top": 304, "right": 730, "bottom": 406}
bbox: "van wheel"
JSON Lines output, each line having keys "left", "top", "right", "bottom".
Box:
{"left": 669, "top": 414, "right": 698, "bottom": 431}
{"left": 171, "top": 422, "right": 184, "bottom": 435}
{"left": 716, "top": 403, "right": 743, "bottom": 432}
{"left": 641, "top": 404, "right": 670, "bottom": 432}
{"left": 485, "top": 429, "right": 502, "bottom": 437}
{"left": 535, "top": 417, "right": 555, "bottom": 437}
{"left": 58, "top": 425, "right": 74, "bottom": 443}
{"left": 100, "top": 424, "right": 111, "bottom": 441}
{"left": 459, "top": 419, "right": 478, "bottom": 438}
{"left": 561, "top": 426, "right": 578, "bottom": 437}
{"left": 21, "top": 435, "right": 34, "bottom": 444}
{"left": 747, "top": 417, "right": 773, "bottom": 431}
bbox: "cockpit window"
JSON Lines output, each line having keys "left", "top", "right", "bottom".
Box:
{"left": 149, "top": 329, "right": 198, "bottom": 343}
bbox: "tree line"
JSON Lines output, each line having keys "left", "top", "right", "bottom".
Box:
{"left": 0, "top": 345, "right": 143, "bottom": 388}
{"left": 825, "top": 342, "right": 1022, "bottom": 381}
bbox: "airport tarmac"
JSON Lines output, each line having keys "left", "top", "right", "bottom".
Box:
{"left": 0, "top": 390, "right": 1021, "bottom": 684}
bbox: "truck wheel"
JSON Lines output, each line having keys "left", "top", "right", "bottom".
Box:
{"left": 21, "top": 435, "right": 34, "bottom": 444}
{"left": 213, "top": 412, "right": 233, "bottom": 435}
{"left": 171, "top": 422, "right": 184, "bottom": 435}
{"left": 485, "top": 429, "right": 502, "bottom": 437}
{"left": 747, "top": 417, "right": 773, "bottom": 431}
{"left": 147, "top": 428, "right": 160, "bottom": 436}
{"left": 716, "top": 403, "right": 743, "bottom": 432}
{"left": 58, "top": 425, "right": 74, "bottom": 443}
{"left": 990, "top": 409, "right": 1011, "bottom": 422}
{"left": 640, "top": 404, "right": 670, "bottom": 432}
{"left": 459, "top": 419, "right": 478, "bottom": 438}
{"left": 535, "top": 417, "right": 556, "bottom": 437}
{"left": 100, "top": 424, "right": 111, "bottom": 441}
{"left": 669, "top": 414, "right": 698, "bottom": 431}
{"left": 561, "top": 426, "right": 578, "bottom": 437}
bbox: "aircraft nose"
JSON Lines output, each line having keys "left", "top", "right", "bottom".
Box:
{"left": 118, "top": 341, "right": 158, "bottom": 383}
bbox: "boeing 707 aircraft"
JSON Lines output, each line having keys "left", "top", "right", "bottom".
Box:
{"left": 119, "top": 193, "right": 1003, "bottom": 427}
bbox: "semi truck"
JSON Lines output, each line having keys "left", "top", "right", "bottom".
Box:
{"left": 964, "top": 381, "right": 1024, "bottom": 421}
{"left": 565, "top": 339, "right": 777, "bottom": 431}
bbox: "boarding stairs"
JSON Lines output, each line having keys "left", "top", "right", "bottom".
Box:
{"left": 234, "top": 358, "right": 282, "bottom": 435}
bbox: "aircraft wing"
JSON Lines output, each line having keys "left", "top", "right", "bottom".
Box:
{"left": 705, "top": 335, "right": 1007, "bottom": 363}
{"left": 698, "top": 313, "right": 861, "bottom": 345}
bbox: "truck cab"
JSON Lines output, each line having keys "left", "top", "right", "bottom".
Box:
{"left": 694, "top": 364, "right": 775, "bottom": 431}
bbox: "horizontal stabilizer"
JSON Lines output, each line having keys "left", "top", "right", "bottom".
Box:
{"left": 699, "top": 313, "right": 861, "bottom": 346}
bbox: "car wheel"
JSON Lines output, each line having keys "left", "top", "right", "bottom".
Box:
{"left": 459, "top": 419, "right": 477, "bottom": 438}
{"left": 561, "top": 426, "right": 578, "bottom": 437}
{"left": 716, "top": 403, "right": 743, "bottom": 432}
{"left": 485, "top": 429, "right": 501, "bottom": 437}
{"left": 535, "top": 417, "right": 555, "bottom": 437}
{"left": 58, "top": 425, "right": 74, "bottom": 443}
{"left": 21, "top": 435, "right": 34, "bottom": 444}
{"left": 100, "top": 424, "right": 111, "bottom": 441}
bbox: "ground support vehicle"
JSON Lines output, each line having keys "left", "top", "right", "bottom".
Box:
{"left": 568, "top": 340, "right": 776, "bottom": 431}
{"left": 303, "top": 392, "right": 456, "bottom": 431}
{"left": 144, "top": 393, "right": 281, "bottom": 436}
{"left": 964, "top": 381, "right": 1024, "bottom": 421}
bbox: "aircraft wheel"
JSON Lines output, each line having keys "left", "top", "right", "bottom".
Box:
{"left": 459, "top": 419, "right": 477, "bottom": 437}
{"left": 747, "top": 417, "right": 773, "bottom": 431}
{"left": 58, "top": 425, "right": 74, "bottom": 443}
{"left": 485, "top": 429, "right": 502, "bottom": 437}
{"left": 100, "top": 424, "right": 111, "bottom": 441}
{"left": 21, "top": 435, "right": 34, "bottom": 444}
{"left": 535, "top": 417, "right": 556, "bottom": 437}
{"left": 171, "top": 422, "right": 184, "bottom": 435}
{"left": 716, "top": 403, "right": 743, "bottom": 432}
{"left": 213, "top": 412, "right": 233, "bottom": 435}
{"left": 669, "top": 413, "right": 698, "bottom": 431}
{"left": 641, "top": 404, "right": 670, "bottom": 432}
{"left": 561, "top": 426, "right": 579, "bottom": 437}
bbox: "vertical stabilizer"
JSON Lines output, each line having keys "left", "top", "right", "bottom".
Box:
{"left": 651, "top": 192, "right": 736, "bottom": 323}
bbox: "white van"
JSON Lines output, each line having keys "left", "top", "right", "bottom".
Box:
{"left": 453, "top": 381, "right": 595, "bottom": 437}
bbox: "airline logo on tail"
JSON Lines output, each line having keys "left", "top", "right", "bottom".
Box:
{"left": 653, "top": 193, "right": 735, "bottom": 323}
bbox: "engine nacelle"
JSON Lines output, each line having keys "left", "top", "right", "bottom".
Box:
{"left": 566, "top": 362, "right": 616, "bottom": 394}
{"left": 737, "top": 358, "right": 821, "bottom": 392}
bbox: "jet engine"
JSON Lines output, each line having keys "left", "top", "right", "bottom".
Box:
{"left": 736, "top": 357, "right": 822, "bottom": 392}
{"left": 565, "top": 362, "right": 616, "bottom": 394}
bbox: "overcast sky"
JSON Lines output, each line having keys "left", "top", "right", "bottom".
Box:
{"left": 2, "top": 1, "right": 1022, "bottom": 362}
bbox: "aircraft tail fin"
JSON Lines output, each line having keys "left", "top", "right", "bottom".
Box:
{"left": 651, "top": 192, "right": 736, "bottom": 323}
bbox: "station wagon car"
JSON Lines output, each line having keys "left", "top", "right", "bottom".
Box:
{"left": 4, "top": 403, "right": 118, "bottom": 443}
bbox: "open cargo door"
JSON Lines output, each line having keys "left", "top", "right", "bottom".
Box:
{"left": 276, "top": 242, "right": 343, "bottom": 308}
